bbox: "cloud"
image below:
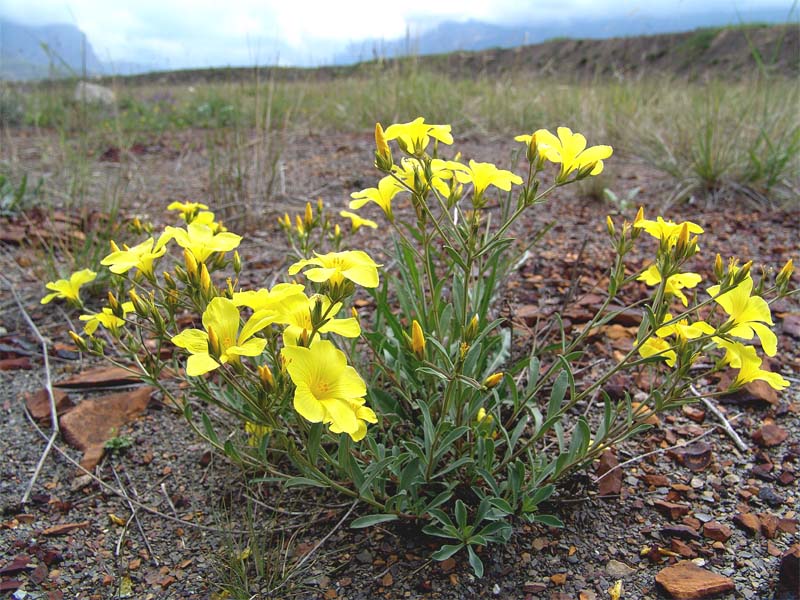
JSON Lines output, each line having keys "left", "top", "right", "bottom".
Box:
{"left": 1, "top": 0, "right": 794, "bottom": 68}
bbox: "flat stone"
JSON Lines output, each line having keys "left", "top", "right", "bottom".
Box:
{"left": 733, "top": 513, "right": 761, "bottom": 536}
{"left": 758, "top": 486, "right": 785, "bottom": 507}
{"left": 23, "top": 388, "right": 73, "bottom": 422}
{"left": 702, "top": 522, "right": 732, "bottom": 542}
{"left": 59, "top": 386, "right": 153, "bottom": 470}
{"left": 605, "top": 559, "right": 635, "bottom": 578}
{"left": 655, "top": 560, "right": 735, "bottom": 599}
{"left": 752, "top": 423, "right": 788, "bottom": 447}
{"left": 55, "top": 366, "right": 144, "bottom": 389}
{"left": 662, "top": 524, "right": 700, "bottom": 540}
{"left": 654, "top": 500, "right": 691, "bottom": 521}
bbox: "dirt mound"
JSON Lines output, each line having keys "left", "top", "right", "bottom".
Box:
{"left": 117, "top": 24, "right": 798, "bottom": 86}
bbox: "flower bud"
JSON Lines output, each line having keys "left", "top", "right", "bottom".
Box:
{"left": 606, "top": 215, "right": 616, "bottom": 238}
{"left": 484, "top": 372, "right": 504, "bottom": 389}
{"left": 476, "top": 407, "right": 494, "bottom": 425}
{"left": 258, "top": 364, "right": 275, "bottom": 391}
{"left": 317, "top": 197, "right": 324, "bottom": 212}
{"left": 465, "top": 314, "right": 479, "bottom": 342}
{"left": 129, "top": 289, "right": 149, "bottom": 318}
{"left": 207, "top": 325, "right": 221, "bottom": 357}
{"left": 776, "top": 258, "right": 794, "bottom": 288}
{"left": 374, "top": 123, "right": 394, "bottom": 171}
{"left": 69, "top": 330, "right": 89, "bottom": 353}
{"left": 184, "top": 248, "right": 198, "bottom": 280}
{"left": 107, "top": 291, "right": 121, "bottom": 316}
{"left": 233, "top": 250, "right": 242, "bottom": 275}
{"left": 199, "top": 263, "right": 213, "bottom": 296}
{"left": 295, "top": 215, "right": 305, "bottom": 235}
{"left": 411, "top": 319, "right": 426, "bottom": 360}
{"left": 714, "top": 253, "right": 724, "bottom": 281}
{"left": 304, "top": 202, "right": 313, "bottom": 227}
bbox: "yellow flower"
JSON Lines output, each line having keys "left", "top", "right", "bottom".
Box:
{"left": 383, "top": 117, "right": 453, "bottom": 154}
{"left": 656, "top": 314, "right": 715, "bottom": 340}
{"left": 41, "top": 269, "right": 96, "bottom": 305}
{"left": 288, "top": 250, "right": 380, "bottom": 288}
{"left": 101, "top": 235, "right": 169, "bottom": 277}
{"left": 164, "top": 222, "right": 242, "bottom": 263}
{"left": 171, "top": 297, "right": 275, "bottom": 376}
{"left": 281, "top": 340, "right": 376, "bottom": 441}
{"left": 638, "top": 336, "right": 677, "bottom": 367}
{"left": 277, "top": 294, "right": 361, "bottom": 346}
{"left": 394, "top": 157, "right": 464, "bottom": 198}
{"left": 454, "top": 160, "right": 523, "bottom": 199}
{"left": 167, "top": 201, "right": 209, "bottom": 223}
{"left": 80, "top": 301, "right": 134, "bottom": 335}
{"left": 476, "top": 407, "right": 493, "bottom": 425}
{"left": 528, "top": 127, "right": 613, "bottom": 183}
{"left": 339, "top": 210, "right": 378, "bottom": 232}
{"left": 233, "top": 283, "right": 307, "bottom": 312}
{"left": 715, "top": 339, "right": 789, "bottom": 390}
{"left": 245, "top": 421, "right": 270, "bottom": 447}
{"left": 633, "top": 213, "right": 704, "bottom": 245}
{"left": 349, "top": 175, "right": 405, "bottom": 220}
{"left": 637, "top": 264, "right": 702, "bottom": 307}
{"left": 707, "top": 275, "right": 777, "bottom": 356}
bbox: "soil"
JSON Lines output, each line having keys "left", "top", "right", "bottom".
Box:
{"left": 1, "top": 128, "right": 799, "bottom": 600}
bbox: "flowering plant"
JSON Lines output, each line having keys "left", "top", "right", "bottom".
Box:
{"left": 51, "top": 119, "right": 793, "bottom": 576}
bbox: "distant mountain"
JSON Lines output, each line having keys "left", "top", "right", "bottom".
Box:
{"left": 334, "top": 8, "right": 794, "bottom": 64}
{"left": 0, "top": 19, "right": 156, "bottom": 80}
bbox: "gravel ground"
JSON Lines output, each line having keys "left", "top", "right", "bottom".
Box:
{"left": 1, "top": 129, "right": 798, "bottom": 599}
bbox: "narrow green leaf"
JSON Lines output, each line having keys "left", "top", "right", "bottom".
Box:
{"left": 350, "top": 514, "right": 399, "bottom": 528}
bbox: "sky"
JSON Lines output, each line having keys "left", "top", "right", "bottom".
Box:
{"left": 1, "top": 0, "right": 795, "bottom": 69}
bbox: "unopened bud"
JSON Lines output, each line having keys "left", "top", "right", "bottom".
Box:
{"left": 258, "top": 365, "right": 275, "bottom": 391}
{"left": 317, "top": 197, "right": 324, "bottom": 212}
{"left": 207, "top": 326, "right": 221, "bottom": 356}
{"left": 233, "top": 250, "right": 241, "bottom": 275}
{"left": 304, "top": 202, "right": 313, "bottom": 227}
{"left": 411, "top": 319, "right": 426, "bottom": 360}
{"left": 465, "top": 314, "right": 479, "bottom": 341}
{"left": 634, "top": 206, "right": 644, "bottom": 225}
{"left": 184, "top": 248, "right": 198, "bottom": 280}
{"left": 374, "top": 123, "right": 393, "bottom": 171}
{"left": 199, "top": 263, "right": 213, "bottom": 296}
{"left": 351, "top": 307, "right": 359, "bottom": 320}
{"left": 299, "top": 329, "right": 310, "bottom": 347}
{"left": 526, "top": 133, "right": 540, "bottom": 164}
{"left": 776, "top": 258, "right": 794, "bottom": 287}
{"left": 295, "top": 215, "right": 304, "bottom": 235}
{"left": 714, "top": 253, "right": 724, "bottom": 281}
{"left": 484, "top": 372, "right": 504, "bottom": 389}
{"left": 606, "top": 215, "right": 616, "bottom": 238}
{"left": 129, "top": 289, "right": 149, "bottom": 317}
{"left": 107, "top": 291, "right": 121, "bottom": 315}
{"left": 69, "top": 330, "right": 89, "bottom": 353}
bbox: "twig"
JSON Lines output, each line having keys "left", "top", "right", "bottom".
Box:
{"left": 5, "top": 277, "right": 60, "bottom": 505}
{"left": 161, "top": 482, "right": 180, "bottom": 519}
{"left": 593, "top": 421, "right": 740, "bottom": 485}
{"left": 691, "top": 384, "right": 749, "bottom": 452}
{"left": 108, "top": 461, "right": 163, "bottom": 567}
